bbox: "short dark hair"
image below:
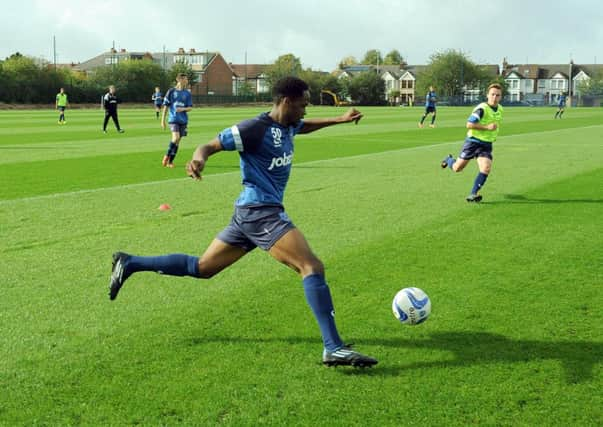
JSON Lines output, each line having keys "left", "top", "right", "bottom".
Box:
{"left": 488, "top": 83, "right": 503, "bottom": 92}
{"left": 272, "top": 76, "right": 309, "bottom": 104}
{"left": 177, "top": 73, "right": 188, "bottom": 79}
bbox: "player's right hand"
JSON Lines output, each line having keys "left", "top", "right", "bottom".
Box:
{"left": 487, "top": 123, "right": 498, "bottom": 130}
{"left": 186, "top": 159, "right": 205, "bottom": 180}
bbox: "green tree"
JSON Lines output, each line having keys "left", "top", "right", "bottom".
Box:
{"left": 417, "top": 49, "right": 492, "bottom": 101}
{"left": 235, "top": 80, "right": 255, "bottom": 97}
{"left": 338, "top": 55, "right": 358, "bottom": 69}
{"left": 348, "top": 71, "right": 386, "bottom": 105}
{"left": 383, "top": 50, "right": 404, "bottom": 65}
{"left": 1, "top": 55, "right": 41, "bottom": 102}
{"left": 265, "top": 54, "right": 303, "bottom": 89}
{"left": 91, "top": 59, "right": 168, "bottom": 102}
{"left": 361, "top": 49, "right": 383, "bottom": 66}
{"left": 168, "top": 60, "right": 197, "bottom": 87}
{"left": 577, "top": 71, "right": 603, "bottom": 96}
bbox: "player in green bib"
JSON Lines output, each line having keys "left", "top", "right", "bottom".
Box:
{"left": 441, "top": 83, "right": 504, "bottom": 202}
{"left": 56, "top": 88, "right": 69, "bottom": 125}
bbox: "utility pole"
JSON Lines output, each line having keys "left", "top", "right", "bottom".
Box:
{"left": 53, "top": 35, "right": 57, "bottom": 70}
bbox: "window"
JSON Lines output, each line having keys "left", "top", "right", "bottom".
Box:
{"left": 105, "top": 57, "right": 118, "bottom": 65}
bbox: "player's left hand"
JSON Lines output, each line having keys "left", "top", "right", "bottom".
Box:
{"left": 342, "top": 108, "right": 363, "bottom": 124}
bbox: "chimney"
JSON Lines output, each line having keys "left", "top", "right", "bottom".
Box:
{"left": 120, "top": 49, "right": 126, "bottom": 53}
{"left": 189, "top": 48, "right": 196, "bottom": 54}
{"left": 110, "top": 48, "right": 117, "bottom": 53}
{"left": 178, "top": 48, "right": 185, "bottom": 54}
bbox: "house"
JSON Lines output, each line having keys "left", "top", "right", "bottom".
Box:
{"left": 75, "top": 48, "right": 236, "bottom": 96}
{"left": 229, "top": 64, "right": 270, "bottom": 95}
{"left": 502, "top": 58, "right": 603, "bottom": 105}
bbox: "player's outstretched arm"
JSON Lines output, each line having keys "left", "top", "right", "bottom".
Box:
{"left": 298, "top": 108, "right": 363, "bottom": 134}
{"left": 186, "top": 138, "right": 223, "bottom": 180}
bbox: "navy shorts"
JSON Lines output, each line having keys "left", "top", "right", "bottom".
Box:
{"left": 425, "top": 106, "right": 436, "bottom": 114}
{"left": 459, "top": 139, "right": 493, "bottom": 160}
{"left": 217, "top": 206, "right": 296, "bottom": 252}
{"left": 169, "top": 123, "right": 188, "bottom": 137}
{"left": 58, "top": 106, "right": 66, "bottom": 112}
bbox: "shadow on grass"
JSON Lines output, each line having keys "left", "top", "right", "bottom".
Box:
{"left": 484, "top": 194, "right": 603, "bottom": 205}
{"left": 183, "top": 331, "right": 601, "bottom": 383}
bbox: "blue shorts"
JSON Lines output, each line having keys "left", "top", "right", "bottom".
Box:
{"left": 425, "top": 106, "right": 436, "bottom": 114}
{"left": 217, "top": 206, "right": 296, "bottom": 252}
{"left": 169, "top": 123, "right": 188, "bottom": 136}
{"left": 154, "top": 103, "right": 162, "bottom": 108}
{"left": 459, "top": 138, "right": 493, "bottom": 160}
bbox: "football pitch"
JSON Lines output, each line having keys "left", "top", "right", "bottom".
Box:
{"left": 1, "top": 106, "right": 602, "bottom": 425}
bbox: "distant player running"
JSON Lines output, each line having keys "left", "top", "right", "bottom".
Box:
{"left": 419, "top": 86, "right": 437, "bottom": 128}
{"left": 554, "top": 93, "right": 566, "bottom": 119}
{"left": 152, "top": 87, "right": 163, "bottom": 119}
{"left": 109, "top": 76, "right": 378, "bottom": 368}
{"left": 56, "top": 88, "right": 68, "bottom": 125}
{"left": 441, "top": 83, "right": 504, "bottom": 202}
{"left": 161, "top": 74, "right": 192, "bottom": 168}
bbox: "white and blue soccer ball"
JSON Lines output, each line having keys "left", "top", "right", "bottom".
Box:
{"left": 392, "top": 287, "right": 431, "bottom": 325}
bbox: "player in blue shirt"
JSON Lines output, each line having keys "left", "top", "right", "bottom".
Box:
{"left": 109, "top": 77, "right": 378, "bottom": 368}
{"left": 418, "top": 86, "right": 437, "bottom": 128}
{"left": 161, "top": 74, "right": 193, "bottom": 168}
{"left": 554, "top": 93, "right": 566, "bottom": 119}
{"left": 152, "top": 87, "right": 163, "bottom": 119}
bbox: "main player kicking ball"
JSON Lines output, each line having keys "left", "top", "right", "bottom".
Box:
{"left": 109, "top": 77, "right": 377, "bottom": 368}
{"left": 441, "top": 83, "right": 504, "bottom": 202}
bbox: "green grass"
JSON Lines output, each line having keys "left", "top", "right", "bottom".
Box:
{"left": 1, "top": 106, "right": 602, "bottom": 425}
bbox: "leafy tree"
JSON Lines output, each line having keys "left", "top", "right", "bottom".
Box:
{"left": 417, "top": 49, "right": 492, "bottom": 100}
{"left": 361, "top": 49, "right": 383, "bottom": 66}
{"left": 235, "top": 80, "right": 255, "bottom": 97}
{"left": 91, "top": 59, "right": 168, "bottom": 102}
{"left": 1, "top": 55, "right": 41, "bottom": 102}
{"left": 265, "top": 54, "right": 303, "bottom": 89}
{"left": 383, "top": 50, "right": 404, "bottom": 65}
{"left": 577, "top": 70, "right": 603, "bottom": 96}
{"left": 338, "top": 55, "right": 358, "bottom": 69}
{"left": 347, "top": 71, "right": 386, "bottom": 105}
{"left": 168, "top": 60, "right": 197, "bottom": 87}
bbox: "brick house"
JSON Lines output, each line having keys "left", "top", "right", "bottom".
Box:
{"left": 74, "top": 47, "right": 236, "bottom": 96}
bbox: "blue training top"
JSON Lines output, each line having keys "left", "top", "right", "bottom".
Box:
{"left": 425, "top": 91, "right": 436, "bottom": 108}
{"left": 152, "top": 91, "right": 163, "bottom": 105}
{"left": 218, "top": 112, "right": 304, "bottom": 207}
{"left": 558, "top": 94, "right": 566, "bottom": 107}
{"left": 163, "top": 88, "right": 192, "bottom": 124}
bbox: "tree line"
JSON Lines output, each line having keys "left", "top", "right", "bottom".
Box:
{"left": 0, "top": 53, "right": 196, "bottom": 104}
{"left": 2, "top": 49, "right": 599, "bottom": 105}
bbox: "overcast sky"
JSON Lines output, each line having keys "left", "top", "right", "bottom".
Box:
{"left": 3, "top": 0, "right": 602, "bottom": 69}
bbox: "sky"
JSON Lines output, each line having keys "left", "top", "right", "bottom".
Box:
{"left": 3, "top": 0, "right": 602, "bottom": 70}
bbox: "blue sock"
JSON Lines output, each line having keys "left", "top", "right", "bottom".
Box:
{"left": 166, "top": 142, "right": 175, "bottom": 156}
{"left": 471, "top": 172, "right": 488, "bottom": 195}
{"left": 447, "top": 156, "right": 455, "bottom": 169}
{"left": 170, "top": 144, "right": 179, "bottom": 162}
{"left": 125, "top": 254, "right": 200, "bottom": 278}
{"left": 302, "top": 274, "right": 344, "bottom": 351}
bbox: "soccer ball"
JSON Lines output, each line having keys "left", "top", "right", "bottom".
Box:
{"left": 392, "top": 287, "right": 431, "bottom": 325}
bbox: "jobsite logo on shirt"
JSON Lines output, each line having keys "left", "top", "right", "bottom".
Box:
{"left": 268, "top": 151, "right": 293, "bottom": 170}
